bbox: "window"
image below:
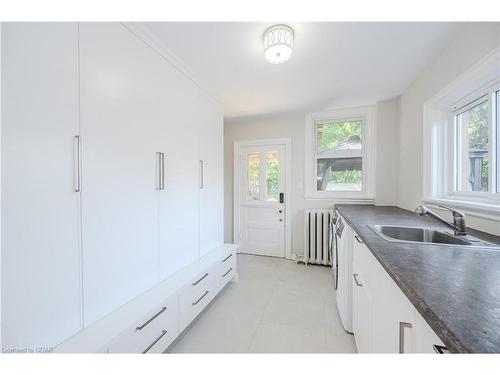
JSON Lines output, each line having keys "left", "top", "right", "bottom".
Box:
{"left": 454, "top": 98, "right": 489, "bottom": 192}
{"left": 316, "top": 120, "right": 363, "bottom": 191}
{"left": 305, "top": 106, "right": 375, "bottom": 200}
{"left": 423, "top": 50, "right": 500, "bottom": 219}
{"left": 453, "top": 85, "right": 499, "bottom": 197}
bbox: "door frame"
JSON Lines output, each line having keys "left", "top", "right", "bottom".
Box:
{"left": 233, "top": 138, "right": 292, "bottom": 260}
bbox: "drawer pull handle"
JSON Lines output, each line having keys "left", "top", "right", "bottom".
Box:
{"left": 222, "top": 253, "right": 233, "bottom": 262}
{"left": 142, "top": 330, "right": 168, "bottom": 354}
{"left": 192, "top": 290, "right": 209, "bottom": 306}
{"left": 399, "top": 321, "right": 413, "bottom": 353}
{"left": 353, "top": 273, "right": 363, "bottom": 287}
{"left": 354, "top": 235, "right": 364, "bottom": 244}
{"left": 222, "top": 267, "right": 233, "bottom": 277}
{"left": 433, "top": 344, "right": 449, "bottom": 354}
{"left": 136, "top": 307, "right": 167, "bottom": 331}
{"left": 192, "top": 273, "right": 209, "bottom": 286}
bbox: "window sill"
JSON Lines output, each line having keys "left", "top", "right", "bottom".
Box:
{"left": 422, "top": 197, "right": 500, "bottom": 222}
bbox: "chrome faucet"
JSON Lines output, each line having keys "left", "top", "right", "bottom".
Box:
{"left": 415, "top": 205, "right": 467, "bottom": 236}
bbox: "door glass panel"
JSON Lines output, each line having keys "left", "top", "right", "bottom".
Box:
{"left": 247, "top": 153, "right": 260, "bottom": 200}
{"left": 266, "top": 151, "right": 280, "bottom": 202}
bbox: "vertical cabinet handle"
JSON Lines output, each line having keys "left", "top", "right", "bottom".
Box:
{"left": 156, "top": 152, "right": 165, "bottom": 190}
{"left": 399, "top": 321, "right": 413, "bottom": 353}
{"left": 199, "top": 160, "right": 204, "bottom": 189}
{"left": 74, "top": 135, "right": 81, "bottom": 192}
{"left": 161, "top": 153, "right": 165, "bottom": 190}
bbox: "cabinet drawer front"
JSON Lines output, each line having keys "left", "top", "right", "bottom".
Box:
{"left": 107, "top": 296, "right": 178, "bottom": 353}
{"left": 214, "top": 255, "right": 236, "bottom": 292}
{"left": 189, "top": 270, "right": 213, "bottom": 293}
{"left": 142, "top": 309, "right": 179, "bottom": 354}
{"left": 179, "top": 274, "right": 215, "bottom": 330}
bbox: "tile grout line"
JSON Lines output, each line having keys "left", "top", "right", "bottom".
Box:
{"left": 245, "top": 265, "right": 281, "bottom": 353}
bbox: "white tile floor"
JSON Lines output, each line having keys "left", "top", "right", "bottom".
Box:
{"left": 168, "top": 254, "right": 357, "bottom": 353}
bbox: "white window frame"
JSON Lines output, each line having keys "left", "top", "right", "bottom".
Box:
{"left": 305, "top": 106, "right": 376, "bottom": 201}
{"left": 422, "top": 47, "right": 500, "bottom": 220}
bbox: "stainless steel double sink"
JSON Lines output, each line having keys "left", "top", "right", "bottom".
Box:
{"left": 369, "top": 225, "right": 499, "bottom": 248}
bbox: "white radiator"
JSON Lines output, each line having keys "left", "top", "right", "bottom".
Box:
{"left": 302, "top": 209, "right": 334, "bottom": 266}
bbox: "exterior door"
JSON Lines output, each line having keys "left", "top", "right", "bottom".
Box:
{"left": 238, "top": 144, "right": 285, "bottom": 257}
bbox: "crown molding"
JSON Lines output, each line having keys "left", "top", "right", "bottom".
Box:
{"left": 121, "top": 22, "right": 224, "bottom": 106}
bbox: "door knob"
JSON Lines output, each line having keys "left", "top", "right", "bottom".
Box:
{"left": 279, "top": 218, "right": 283, "bottom": 222}
{"left": 278, "top": 210, "right": 283, "bottom": 213}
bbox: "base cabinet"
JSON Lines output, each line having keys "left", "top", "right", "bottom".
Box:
{"left": 350, "top": 228, "right": 447, "bottom": 353}
{"left": 415, "top": 312, "right": 446, "bottom": 353}
{"left": 352, "top": 238, "right": 372, "bottom": 353}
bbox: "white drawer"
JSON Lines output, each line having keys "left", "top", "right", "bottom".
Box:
{"left": 106, "top": 295, "right": 178, "bottom": 353}
{"left": 178, "top": 271, "right": 215, "bottom": 330}
{"left": 213, "top": 253, "right": 236, "bottom": 293}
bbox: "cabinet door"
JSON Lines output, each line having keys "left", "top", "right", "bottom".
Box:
{"left": 79, "top": 23, "right": 161, "bottom": 325}
{"left": 415, "top": 312, "right": 446, "bottom": 353}
{"left": 352, "top": 238, "right": 372, "bottom": 353}
{"left": 1, "top": 23, "right": 83, "bottom": 347}
{"left": 371, "top": 256, "right": 416, "bottom": 353}
{"left": 157, "top": 63, "right": 200, "bottom": 279}
{"left": 197, "top": 91, "right": 224, "bottom": 256}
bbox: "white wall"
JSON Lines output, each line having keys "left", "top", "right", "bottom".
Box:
{"left": 224, "top": 112, "right": 309, "bottom": 256}
{"left": 398, "top": 22, "right": 500, "bottom": 234}
{"left": 375, "top": 97, "right": 400, "bottom": 206}
{"left": 225, "top": 100, "right": 401, "bottom": 256}
{"left": 0, "top": 22, "right": 3, "bottom": 347}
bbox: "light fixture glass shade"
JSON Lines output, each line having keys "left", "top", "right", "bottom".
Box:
{"left": 263, "top": 25, "right": 294, "bottom": 64}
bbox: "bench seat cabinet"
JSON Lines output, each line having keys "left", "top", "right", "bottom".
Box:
{"left": 59, "top": 245, "right": 239, "bottom": 354}
{"left": 349, "top": 228, "right": 447, "bottom": 353}
{"left": 178, "top": 248, "right": 236, "bottom": 331}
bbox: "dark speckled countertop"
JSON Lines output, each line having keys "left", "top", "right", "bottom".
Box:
{"left": 335, "top": 204, "right": 500, "bottom": 353}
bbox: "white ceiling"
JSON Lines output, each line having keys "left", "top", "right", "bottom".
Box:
{"left": 142, "top": 22, "right": 464, "bottom": 119}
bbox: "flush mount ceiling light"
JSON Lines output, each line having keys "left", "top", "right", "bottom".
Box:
{"left": 263, "top": 24, "right": 294, "bottom": 64}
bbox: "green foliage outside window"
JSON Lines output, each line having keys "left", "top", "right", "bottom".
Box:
{"left": 465, "top": 101, "right": 488, "bottom": 191}
{"left": 317, "top": 120, "right": 363, "bottom": 153}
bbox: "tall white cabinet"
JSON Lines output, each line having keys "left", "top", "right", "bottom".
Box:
{"left": 79, "top": 23, "right": 164, "bottom": 325}
{"left": 197, "top": 90, "right": 224, "bottom": 256}
{"left": 156, "top": 58, "right": 201, "bottom": 280}
{"left": 1, "top": 23, "right": 224, "bottom": 349}
{"left": 1, "top": 23, "right": 83, "bottom": 347}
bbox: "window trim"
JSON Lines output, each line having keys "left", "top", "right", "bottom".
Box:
{"left": 422, "top": 47, "right": 500, "bottom": 221}
{"left": 305, "top": 106, "right": 376, "bottom": 200}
